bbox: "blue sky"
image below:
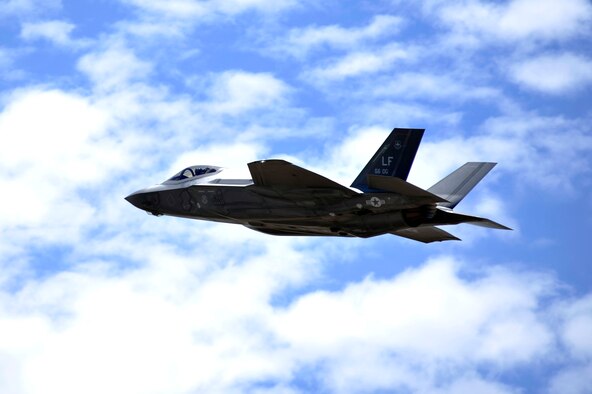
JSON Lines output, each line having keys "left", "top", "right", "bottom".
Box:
{"left": 1, "top": 0, "right": 592, "bottom": 393}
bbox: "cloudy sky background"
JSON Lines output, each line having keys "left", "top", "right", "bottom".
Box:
{"left": 1, "top": 0, "right": 592, "bottom": 393}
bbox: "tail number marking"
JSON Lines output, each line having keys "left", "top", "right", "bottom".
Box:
{"left": 381, "top": 156, "right": 394, "bottom": 166}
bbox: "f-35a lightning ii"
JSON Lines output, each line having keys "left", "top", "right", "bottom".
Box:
{"left": 126, "top": 128, "right": 510, "bottom": 243}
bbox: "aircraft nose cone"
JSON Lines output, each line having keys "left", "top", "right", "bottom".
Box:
{"left": 125, "top": 192, "right": 143, "bottom": 209}
{"left": 125, "top": 190, "right": 160, "bottom": 212}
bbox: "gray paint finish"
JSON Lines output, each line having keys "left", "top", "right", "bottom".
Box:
{"left": 126, "top": 128, "right": 510, "bottom": 243}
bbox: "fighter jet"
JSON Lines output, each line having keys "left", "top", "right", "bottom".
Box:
{"left": 126, "top": 128, "right": 510, "bottom": 243}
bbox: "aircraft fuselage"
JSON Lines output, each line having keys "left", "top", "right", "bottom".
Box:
{"left": 126, "top": 181, "right": 436, "bottom": 237}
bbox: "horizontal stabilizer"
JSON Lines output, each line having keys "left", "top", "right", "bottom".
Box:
{"left": 428, "top": 162, "right": 496, "bottom": 208}
{"left": 368, "top": 175, "right": 449, "bottom": 203}
{"left": 392, "top": 226, "right": 460, "bottom": 243}
{"left": 248, "top": 160, "right": 357, "bottom": 196}
{"left": 431, "top": 208, "right": 512, "bottom": 230}
{"left": 458, "top": 214, "right": 511, "bottom": 230}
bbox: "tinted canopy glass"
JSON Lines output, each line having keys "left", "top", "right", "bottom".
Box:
{"left": 166, "top": 166, "right": 220, "bottom": 182}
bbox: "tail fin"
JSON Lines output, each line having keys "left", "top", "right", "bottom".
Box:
{"left": 351, "top": 128, "right": 424, "bottom": 192}
{"left": 427, "top": 162, "right": 496, "bottom": 209}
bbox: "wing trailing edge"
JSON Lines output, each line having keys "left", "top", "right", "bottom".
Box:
{"left": 367, "top": 175, "right": 449, "bottom": 203}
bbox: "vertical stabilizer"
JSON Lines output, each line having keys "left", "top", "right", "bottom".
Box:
{"left": 351, "top": 128, "right": 424, "bottom": 192}
{"left": 428, "top": 162, "right": 496, "bottom": 208}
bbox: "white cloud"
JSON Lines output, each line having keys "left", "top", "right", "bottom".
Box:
{"left": 166, "top": 141, "right": 265, "bottom": 177}
{"left": 116, "top": 0, "right": 299, "bottom": 38}
{"left": 0, "top": 237, "right": 319, "bottom": 394}
{"left": 437, "top": 0, "right": 592, "bottom": 42}
{"left": 0, "top": 46, "right": 302, "bottom": 251}
{"left": 2, "top": 253, "right": 586, "bottom": 393}
{"left": 358, "top": 101, "right": 463, "bottom": 129}
{"left": 1, "top": 4, "right": 590, "bottom": 393}
{"left": 0, "top": 0, "right": 61, "bottom": 18}
{"left": 204, "top": 71, "right": 291, "bottom": 115}
{"left": 0, "top": 48, "right": 13, "bottom": 68}
{"left": 409, "top": 115, "right": 592, "bottom": 193}
{"left": 371, "top": 72, "right": 500, "bottom": 102}
{"left": 115, "top": 18, "right": 189, "bottom": 38}
{"left": 121, "top": 0, "right": 208, "bottom": 19}
{"left": 552, "top": 296, "right": 592, "bottom": 394}
{"left": 273, "top": 15, "right": 402, "bottom": 58}
{"left": 301, "top": 117, "right": 590, "bottom": 237}
{"left": 274, "top": 258, "right": 553, "bottom": 364}
{"left": 120, "top": 0, "right": 297, "bottom": 21}
{"left": 312, "top": 117, "right": 548, "bottom": 191}
{"left": 209, "top": 0, "right": 297, "bottom": 15}
{"left": 0, "top": 47, "right": 26, "bottom": 81}
{"left": 314, "top": 125, "right": 390, "bottom": 186}
{"left": 0, "top": 81, "right": 177, "bottom": 249}
{"left": 558, "top": 294, "right": 592, "bottom": 359}
{"left": 509, "top": 53, "right": 592, "bottom": 94}
{"left": 306, "top": 43, "right": 413, "bottom": 82}
{"left": 0, "top": 89, "right": 122, "bottom": 238}
{"left": 0, "top": 90, "right": 109, "bottom": 174}
{"left": 77, "top": 43, "right": 152, "bottom": 92}
{"left": 435, "top": 377, "right": 519, "bottom": 394}
{"left": 20, "top": 20, "right": 89, "bottom": 48}
{"left": 549, "top": 363, "right": 592, "bottom": 394}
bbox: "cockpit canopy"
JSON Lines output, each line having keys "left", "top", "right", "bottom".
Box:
{"left": 164, "top": 165, "right": 221, "bottom": 183}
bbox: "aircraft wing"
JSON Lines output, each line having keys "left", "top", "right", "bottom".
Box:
{"left": 391, "top": 226, "right": 460, "bottom": 243}
{"left": 367, "top": 175, "right": 449, "bottom": 203}
{"left": 248, "top": 160, "right": 358, "bottom": 196}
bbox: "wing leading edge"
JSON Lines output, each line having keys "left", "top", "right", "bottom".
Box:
{"left": 248, "top": 159, "right": 358, "bottom": 196}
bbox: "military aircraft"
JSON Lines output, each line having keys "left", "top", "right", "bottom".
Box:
{"left": 126, "top": 128, "right": 510, "bottom": 243}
